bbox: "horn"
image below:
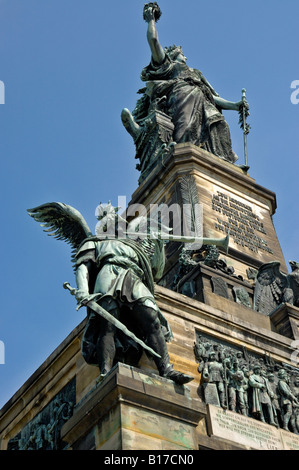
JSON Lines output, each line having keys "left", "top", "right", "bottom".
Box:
{"left": 202, "top": 231, "right": 230, "bottom": 254}
{"left": 125, "top": 230, "right": 230, "bottom": 254}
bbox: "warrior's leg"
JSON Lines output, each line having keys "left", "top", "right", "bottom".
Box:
{"left": 95, "top": 297, "right": 120, "bottom": 377}
{"left": 217, "top": 382, "right": 227, "bottom": 409}
{"left": 238, "top": 391, "right": 247, "bottom": 416}
{"left": 132, "top": 299, "right": 193, "bottom": 385}
{"left": 228, "top": 387, "right": 236, "bottom": 412}
{"left": 266, "top": 404, "right": 276, "bottom": 426}
{"left": 282, "top": 404, "right": 292, "bottom": 431}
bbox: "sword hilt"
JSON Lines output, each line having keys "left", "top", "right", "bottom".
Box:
{"left": 63, "top": 282, "right": 86, "bottom": 311}
{"left": 63, "top": 282, "right": 77, "bottom": 296}
{"left": 63, "top": 282, "right": 102, "bottom": 310}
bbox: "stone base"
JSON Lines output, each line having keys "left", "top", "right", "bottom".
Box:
{"left": 61, "top": 363, "right": 205, "bottom": 450}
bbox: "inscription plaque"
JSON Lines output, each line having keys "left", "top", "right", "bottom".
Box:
{"left": 207, "top": 404, "right": 299, "bottom": 450}
{"left": 211, "top": 190, "right": 273, "bottom": 255}
{"left": 280, "top": 430, "right": 299, "bottom": 450}
{"left": 207, "top": 404, "right": 283, "bottom": 450}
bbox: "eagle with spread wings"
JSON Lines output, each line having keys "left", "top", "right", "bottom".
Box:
{"left": 253, "top": 261, "right": 299, "bottom": 315}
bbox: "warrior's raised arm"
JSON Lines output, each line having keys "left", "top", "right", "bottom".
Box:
{"left": 143, "top": 3, "right": 165, "bottom": 65}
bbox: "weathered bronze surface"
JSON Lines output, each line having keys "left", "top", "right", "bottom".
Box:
{"left": 28, "top": 202, "right": 196, "bottom": 386}
{"left": 121, "top": 3, "right": 248, "bottom": 182}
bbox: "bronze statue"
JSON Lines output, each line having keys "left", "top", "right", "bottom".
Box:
{"left": 28, "top": 202, "right": 198, "bottom": 385}
{"left": 122, "top": 2, "right": 248, "bottom": 179}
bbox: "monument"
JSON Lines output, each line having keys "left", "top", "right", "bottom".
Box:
{"left": 1, "top": 3, "right": 299, "bottom": 451}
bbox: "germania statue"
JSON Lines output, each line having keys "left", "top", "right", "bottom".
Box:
{"left": 121, "top": 3, "right": 249, "bottom": 181}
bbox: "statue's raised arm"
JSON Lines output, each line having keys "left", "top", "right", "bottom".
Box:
{"left": 143, "top": 3, "right": 165, "bottom": 65}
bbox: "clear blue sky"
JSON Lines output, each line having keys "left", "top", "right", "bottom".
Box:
{"left": 0, "top": 0, "right": 298, "bottom": 408}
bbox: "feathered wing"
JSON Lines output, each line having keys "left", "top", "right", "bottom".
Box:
{"left": 27, "top": 202, "right": 93, "bottom": 262}
{"left": 253, "top": 261, "right": 289, "bottom": 315}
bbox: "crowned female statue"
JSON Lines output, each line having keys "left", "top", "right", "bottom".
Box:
{"left": 122, "top": 2, "right": 248, "bottom": 170}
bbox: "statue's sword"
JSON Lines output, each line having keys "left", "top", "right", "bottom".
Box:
{"left": 63, "top": 282, "right": 161, "bottom": 359}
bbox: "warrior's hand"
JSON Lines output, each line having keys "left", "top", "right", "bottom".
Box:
{"left": 75, "top": 289, "right": 89, "bottom": 304}
{"left": 63, "top": 282, "right": 88, "bottom": 304}
{"left": 239, "top": 99, "right": 250, "bottom": 113}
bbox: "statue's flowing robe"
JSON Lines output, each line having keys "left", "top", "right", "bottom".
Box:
{"left": 75, "top": 237, "right": 172, "bottom": 365}
{"left": 135, "top": 55, "right": 237, "bottom": 163}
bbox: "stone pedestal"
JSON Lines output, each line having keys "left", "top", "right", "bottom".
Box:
{"left": 61, "top": 363, "right": 204, "bottom": 450}
{"left": 129, "top": 143, "right": 288, "bottom": 283}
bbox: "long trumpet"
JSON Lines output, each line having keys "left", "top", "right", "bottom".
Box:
{"left": 125, "top": 231, "right": 230, "bottom": 254}
{"left": 201, "top": 232, "right": 230, "bottom": 254}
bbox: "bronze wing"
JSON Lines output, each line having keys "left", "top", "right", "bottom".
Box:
{"left": 27, "top": 202, "right": 93, "bottom": 265}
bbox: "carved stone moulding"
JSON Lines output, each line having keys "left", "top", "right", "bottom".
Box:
{"left": 270, "top": 303, "right": 299, "bottom": 340}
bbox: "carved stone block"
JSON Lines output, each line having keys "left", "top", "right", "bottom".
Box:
{"left": 211, "top": 276, "right": 229, "bottom": 298}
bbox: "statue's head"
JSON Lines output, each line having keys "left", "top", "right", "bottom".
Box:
{"left": 277, "top": 368, "right": 288, "bottom": 381}
{"left": 289, "top": 260, "right": 299, "bottom": 272}
{"left": 95, "top": 202, "right": 125, "bottom": 238}
{"left": 209, "top": 351, "right": 216, "bottom": 361}
{"left": 165, "top": 45, "right": 187, "bottom": 63}
{"left": 253, "top": 364, "right": 261, "bottom": 374}
{"left": 95, "top": 201, "right": 118, "bottom": 221}
{"left": 232, "top": 357, "right": 239, "bottom": 368}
